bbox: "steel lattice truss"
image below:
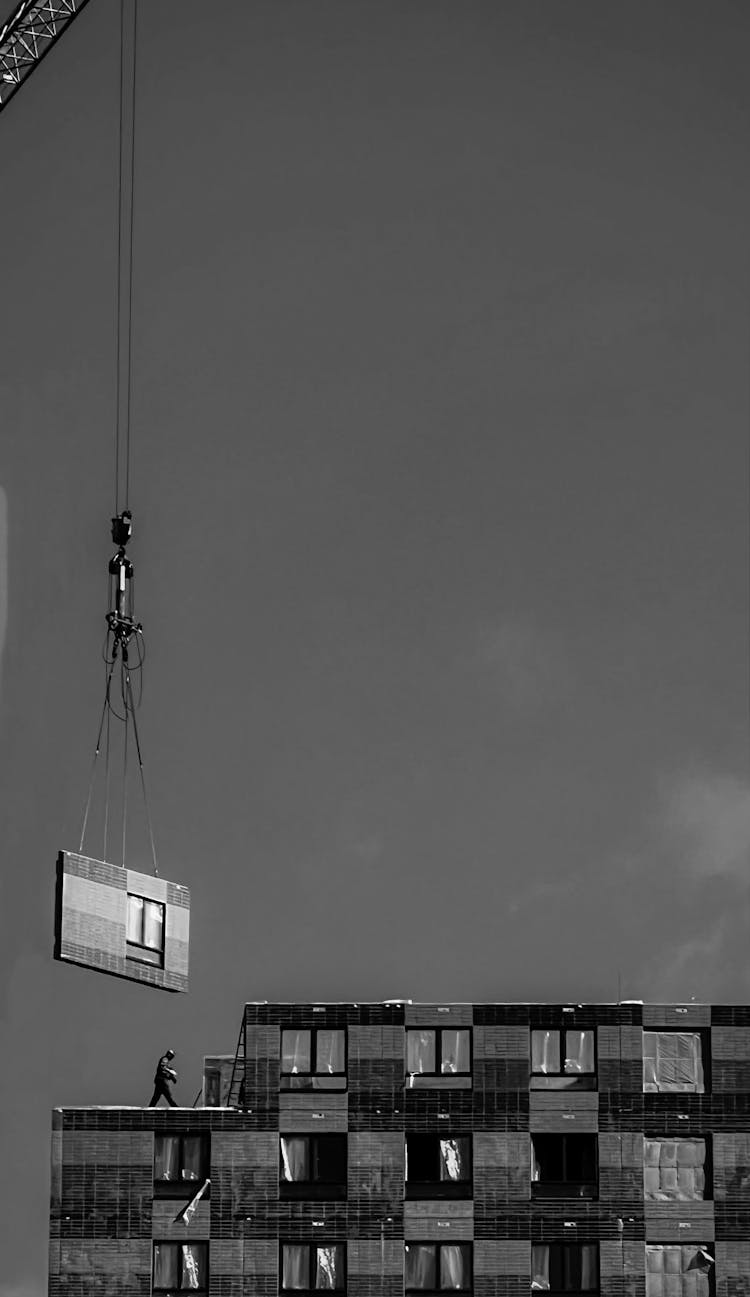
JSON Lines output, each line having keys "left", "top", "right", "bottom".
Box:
{"left": 0, "top": 0, "right": 93, "bottom": 111}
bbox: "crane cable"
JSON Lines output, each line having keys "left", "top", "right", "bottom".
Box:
{"left": 79, "top": 0, "right": 158, "bottom": 877}
{"left": 115, "top": 0, "right": 138, "bottom": 517}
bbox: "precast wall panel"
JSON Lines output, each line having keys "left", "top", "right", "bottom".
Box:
{"left": 54, "top": 850, "right": 189, "bottom": 991}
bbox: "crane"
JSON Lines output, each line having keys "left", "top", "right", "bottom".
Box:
{"left": 0, "top": 0, "right": 93, "bottom": 112}
{"left": 1, "top": 0, "right": 193, "bottom": 992}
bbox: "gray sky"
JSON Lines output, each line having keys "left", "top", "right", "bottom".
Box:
{"left": 0, "top": 2, "right": 748, "bottom": 1292}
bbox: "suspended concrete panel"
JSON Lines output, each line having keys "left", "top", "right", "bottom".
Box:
{"left": 54, "top": 850, "right": 190, "bottom": 992}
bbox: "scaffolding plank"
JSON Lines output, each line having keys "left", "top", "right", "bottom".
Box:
{"left": 53, "top": 850, "right": 190, "bottom": 992}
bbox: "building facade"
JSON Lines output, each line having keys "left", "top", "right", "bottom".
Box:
{"left": 49, "top": 1001, "right": 750, "bottom": 1296}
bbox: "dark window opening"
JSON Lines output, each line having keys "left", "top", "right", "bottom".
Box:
{"left": 531, "top": 1135, "right": 598, "bottom": 1199}
{"left": 405, "top": 1242, "right": 472, "bottom": 1292}
{"left": 406, "top": 1028, "right": 472, "bottom": 1079}
{"left": 153, "top": 1242, "right": 208, "bottom": 1293}
{"left": 406, "top": 1134, "right": 472, "bottom": 1199}
{"left": 531, "top": 1243, "right": 599, "bottom": 1294}
{"left": 126, "top": 893, "right": 165, "bottom": 968}
{"left": 531, "top": 1030, "right": 596, "bottom": 1089}
{"left": 280, "top": 1029, "right": 346, "bottom": 1090}
{"left": 280, "top": 1242, "right": 345, "bottom": 1292}
{"left": 280, "top": 1135, "right": 347, "bottom": 1200}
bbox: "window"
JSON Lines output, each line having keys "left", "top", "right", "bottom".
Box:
{"left": 280, "top": 1243, "right": 345, "bottom": 1291}
{"left": 531, "top": 1031, "right": 596, "bottom": 1089}
{"left": 153, "top": 1242, "right": 208, "bottom": 1293}
{"left": 645, "top": 1245, "right": 715, "bottom": 1297}
{"left": 405, "top": 1243, "right": 472, "bottom": 1292}
{"left": 531, "top": 1244, "right": 598, "bottom": 1294}
{"left": 280, "top": 1135, "right": 347, "bottom": 1199}
{"left": 280, "top": 1029, "right": 346, "bottom": 1089}
{"left": 405, "top": 1134, "right": 472, "bottom": 1198}
{"left": 126, "top": 893, "right": 165, "bottom": 967}
{"left": 531, "top": 1135, "right": 597, "bottom": 1199}
{"left": 642, "top": 1032, "right": 706, "bottom": 1093}
{"left": 406, "top": 1029, "right": 471, "bottom": 1079}
{"left": 154, "top": 1134, "right": 209, "bottom": 1196}
{"left": 644, "top": 1138, "right": 710, "bottom": 1201}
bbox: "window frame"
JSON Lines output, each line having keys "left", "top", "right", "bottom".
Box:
{"left": 404, "top": 1241, "right": 473, "bottom": 1293}
{"left": 405, "top": 1133, "right": 473, "bottom": 1199}
{"left": 531, "top": 1133, "right": 598, "bottom": 1200}
{"left": 126, "top": 892, "right": 166, "bottom": 968}
{"left": 530, "top": 1029, "right": 597, "bottom": 1089}
{"left": 153, "top": 1132, "right": 210, "bottom": 1198}
{"left": 152, "top": 1241, "right": 209, "bottom": 1294}
{"left": 279, "top": 1133, "right": 348, "bottom": 1200}
{"left": 279, "top": 1241, "right": 346, "bottom": 1293}
{"left": 405, "top": 1027, "right": 473, "bottom": 1079}
{"left": 279, "top": 1027, "right": 348, "bottom": 1090}
{"left": 531, "top": 1242, "right": 600, "bottom": 1296}
{"left": 642, "top": 1029, "right": 711, "bottom": 1094}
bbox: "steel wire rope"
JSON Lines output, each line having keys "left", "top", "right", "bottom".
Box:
{"left": 78, "top": 653, "right": 118, "bottom": 852}
{"left": 124, "top": 662, "right": 159, "bottom": 877}
{"left": 121, "top": 701, "right": 129, "bottom": 869}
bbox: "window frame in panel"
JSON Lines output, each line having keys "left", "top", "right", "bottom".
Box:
{"left": 404, "top": 1241, "right": 473, "bottom": 1293}
{"left": 152, "top": 1241, "right": 209, "bottom": 1294}
{"left": 280, "top": 1027, "right": 347, "bottom": 1090}
{"left": 279, "top": 1133, "right": 348, "bottom": 1200}
{"left": 126, "top": 892, "right": 166, "bottom": 968}
{"left": 530, "top": 1029, "right": 597, "bottom": 1090}
{"left": 405, "top": 1133, "right": 473, "bottom": 1199}
{"left": 531, "top": 1133, "right": 598, "bottom": 1200}
{"left": 153, "top": 1132, "right": 210, "bottom": 1198}
{"left": 279, "top": 1241, "right": 346, "bottom": 1292}
{"left": 405, "top": 1027, "right": 473, "bottom": 1080}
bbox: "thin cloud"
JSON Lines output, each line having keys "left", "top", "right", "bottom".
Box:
{"left": 658, "top": 769, "right": 750, "bottom": 880}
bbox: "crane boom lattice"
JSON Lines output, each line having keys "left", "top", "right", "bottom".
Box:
{"left": 0, "top": 0, "right": 93, "bottom": 111}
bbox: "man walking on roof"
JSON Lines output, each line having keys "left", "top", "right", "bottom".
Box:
{"left": 149, "top": 1049, "right": 178, "bottom": 1107}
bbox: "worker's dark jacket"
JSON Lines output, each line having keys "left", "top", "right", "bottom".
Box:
{"left": 155, "top": 1055, "right": 177, "bottom": 1085}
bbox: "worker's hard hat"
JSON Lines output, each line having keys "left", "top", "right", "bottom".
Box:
{"left": 166, "top": 1048, "right": 175, "bottom": 1058}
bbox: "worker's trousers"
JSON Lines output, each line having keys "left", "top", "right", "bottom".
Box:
{"left": 149, "top": 1082, "right": 177, "bottom": 1107}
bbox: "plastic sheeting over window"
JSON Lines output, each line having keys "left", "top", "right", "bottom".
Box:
{"left": 643, "top": 1033, "right": 705, "bottom": 1093}
{"left": 531, "top": 1244, "right": 598, "bottom": 1292}
{"left": 644, "top": 1139, "right": 707, "bottom": 1201}
{"left": 645, "top": 1245, "right": 714, "bottom": 1297}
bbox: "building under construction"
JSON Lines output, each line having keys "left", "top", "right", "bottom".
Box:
{"left": 49, "top": 1000, "right": 750, "bottom": 1295}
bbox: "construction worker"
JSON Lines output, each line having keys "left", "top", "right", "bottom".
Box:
{"left": 149, "top": 1048, "right": 178, "bottom": 1107}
